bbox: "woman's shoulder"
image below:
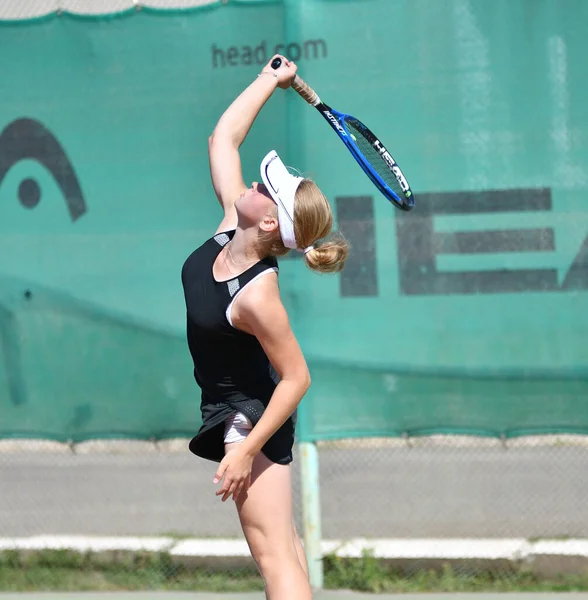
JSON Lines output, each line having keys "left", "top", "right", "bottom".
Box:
{"left": 259, "top": 253, "right": 279, "bottom": 270}
{"left": 211, "top": 228, "right": 236, "bottom": 246}
{"left": 181, "top": 229, "right": 236, "bottom": 277}
{"left": 193, "top": 228, "right": 236, "bottom": 256}
{"left": 236, "top": 268, "right": 281, "bottom": 312}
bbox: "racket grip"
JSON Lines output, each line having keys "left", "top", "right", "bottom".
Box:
{"left": 270, "top": 57, "right": 320, "bottom": 106}
{"left": 291, "top": 76, "right": 320, "bottom": 106}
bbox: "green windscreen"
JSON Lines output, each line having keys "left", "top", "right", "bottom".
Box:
{"left": 0, "top": 0, "right": 587, "bottom": 443}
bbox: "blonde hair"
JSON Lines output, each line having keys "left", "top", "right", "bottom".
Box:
{"left": 259, "top": 179, "right": 349, "bottom": 274}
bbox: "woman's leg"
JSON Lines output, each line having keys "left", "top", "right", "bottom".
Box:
{"left": 292, "top": 520, "right": 309, "bottom": 577}
{"left": 225, "top": 442, "right": 312, "bottom": 600}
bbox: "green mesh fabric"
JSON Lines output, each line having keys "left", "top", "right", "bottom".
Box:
{"left": 1, "top": 0, "right": 587, "bottom": 443}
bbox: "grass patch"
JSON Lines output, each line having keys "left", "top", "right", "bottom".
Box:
{"left": 323, "top": 550, "right": 588, "bottom": 593}
{"left": 2, "top": 548, "right": 588, "bottom": 593}
{"left": 0, "top": 550, "right": 263, "bottom": 593}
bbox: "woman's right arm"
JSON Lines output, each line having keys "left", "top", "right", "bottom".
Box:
{"left": 208, "top": 57, "right": 297, "bottom": 231}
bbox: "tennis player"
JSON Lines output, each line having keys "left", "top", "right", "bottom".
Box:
{"left": 181, "top": 55, "right": 348, "bottom": 599}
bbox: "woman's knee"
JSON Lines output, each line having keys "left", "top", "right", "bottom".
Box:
{"left": 250, "top": 537, "right": 299, "bottom": 577}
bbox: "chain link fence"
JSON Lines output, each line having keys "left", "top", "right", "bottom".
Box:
{"left": 2, "top": 434, "right": 587, "bottom": 592}
{"left": 1, "top": 0, "right": 587, "bottom": 593}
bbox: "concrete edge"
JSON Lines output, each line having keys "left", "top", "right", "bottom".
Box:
{"left": 1, "top": 536, "right": 588, "bottom": 577}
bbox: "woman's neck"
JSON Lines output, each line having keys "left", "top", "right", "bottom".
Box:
{"left": 227, "top": 226, "right": 264, "bottom": 266}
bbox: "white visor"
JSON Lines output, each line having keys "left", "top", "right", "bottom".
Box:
{"left": 260, "top": 150, "right": 304, "bottom": 250}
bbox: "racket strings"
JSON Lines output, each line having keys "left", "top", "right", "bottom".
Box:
{"left": 343, "top": 117, "right": 408, "bottom": 200}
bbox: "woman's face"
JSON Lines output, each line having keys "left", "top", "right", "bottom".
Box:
{"left": 235, "top": 182, "right": 277, "bottom": 226}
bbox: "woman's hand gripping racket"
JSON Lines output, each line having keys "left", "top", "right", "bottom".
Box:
{"left": 271, "top": 57, "right": 415, "bottom": 211}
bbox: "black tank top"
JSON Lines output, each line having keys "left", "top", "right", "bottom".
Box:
{"left": 182, "top": 230, "right": 297, "bottom": 464}
{"left": 181, "top": 228, "right": 280, "bottom": 401}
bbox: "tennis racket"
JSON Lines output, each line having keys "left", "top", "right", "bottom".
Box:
{"left": 271, "top": 57, "right": 414, "bottom": 211}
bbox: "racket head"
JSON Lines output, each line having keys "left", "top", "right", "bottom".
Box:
{"left": 321, "top": 107, "right": 415, "bottom": 211}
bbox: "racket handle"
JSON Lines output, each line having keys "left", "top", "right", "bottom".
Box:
{"left": 270, "top": 57, "right": 321, "bottom": 106}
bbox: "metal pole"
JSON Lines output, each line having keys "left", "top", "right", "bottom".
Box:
{"left": 300, "top": 440, "right": 323, "bottom": 589}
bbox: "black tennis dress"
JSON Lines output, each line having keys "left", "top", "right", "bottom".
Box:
{"left": 181, "top": 229, "right": 296, "bottom": 465}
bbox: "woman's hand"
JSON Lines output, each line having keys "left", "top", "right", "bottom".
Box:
{"left": 260, "top": 55, "right": 298, "bottom": 89}
{"left": 213, "top": 445, "right": 255, "bottom": 502}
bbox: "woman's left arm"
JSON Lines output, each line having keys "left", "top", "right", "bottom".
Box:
{"left": 213, "top": 274, "right": 311, "bottom": 501}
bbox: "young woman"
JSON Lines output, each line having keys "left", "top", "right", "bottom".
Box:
{"left": 181, "top": 55, "right": 349, "bottom": 600}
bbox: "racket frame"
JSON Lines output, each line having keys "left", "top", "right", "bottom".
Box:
{"left": 272, "top": 59, "right": 415, "bottom": 211}
{"left": 314, "top": 102, "right": 414, "bottom": 211}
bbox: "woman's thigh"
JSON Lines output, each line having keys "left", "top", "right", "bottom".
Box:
{"left": 226, "top": 443, "right": 296, "bottom": 557}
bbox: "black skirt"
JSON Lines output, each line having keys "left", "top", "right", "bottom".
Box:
{"left": 188, "top": 396, "right": 297, "bottom": 465}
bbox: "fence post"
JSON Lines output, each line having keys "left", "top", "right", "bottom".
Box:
{"left": 300, "top": 440, "right": 323, "bottom": 589}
